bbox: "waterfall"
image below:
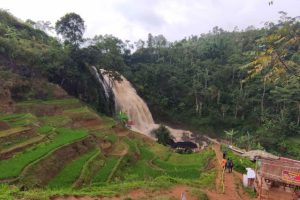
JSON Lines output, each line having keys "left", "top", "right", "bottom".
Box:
{"left": 100, "top": 69, "right": 192, "bottom": 141}
{"left": 101, "top": 71, "right": 156, "bottom": 134}
{"left": 91, "top": 66, "right": 110, "bottom": 99}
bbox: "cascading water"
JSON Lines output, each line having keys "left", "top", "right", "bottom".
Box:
{"left": 98, "top": 69, "right": 192, "bottom": 141}
{"left": 101, "top": 71, "right": 156, "bottom": 134}
{"left": 91, "top": 66, "right": 111, "bottom": 99}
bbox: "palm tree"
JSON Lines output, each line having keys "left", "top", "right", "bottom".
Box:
{"left": 224, "top": 129, "right": 237, "bottom": 145}
{"left": 117, "top": 111, "right": 129, "bottom": 126}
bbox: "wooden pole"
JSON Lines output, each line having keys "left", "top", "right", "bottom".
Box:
{"left": 259, "top": 176, "right": 263, "bottom": 200}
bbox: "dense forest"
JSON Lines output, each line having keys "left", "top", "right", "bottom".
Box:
{"left": 0, "top": 10, "right": 299, "bottom": 158}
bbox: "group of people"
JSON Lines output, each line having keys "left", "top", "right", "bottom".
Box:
{"left": 221, "top": 152, "right": 234, "bottom": 173}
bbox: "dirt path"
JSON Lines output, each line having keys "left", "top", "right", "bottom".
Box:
{"left": 54, "top": 186, "right": 198, "bottom": 200}
{"left": 205, "top": 144, "right": 253, "bottom": 200}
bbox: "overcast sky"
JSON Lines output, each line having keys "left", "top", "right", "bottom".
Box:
{"left": 1, "top": 0, "right": 299, "bottom": 42}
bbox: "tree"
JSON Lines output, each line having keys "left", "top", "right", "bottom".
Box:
{"left": 151, "top": 125, "right": 174, "bottom": 146}
{"left": 245, "top": 12, "right": 300, "bottom": 80}
{"left": 55, "top": 13, "right": 85, "bottom": 46}
{"left": 225, "top": 129, "right": 238, "bottom": 145}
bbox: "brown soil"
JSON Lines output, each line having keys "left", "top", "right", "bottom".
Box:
{"left": 0, "top": 85, "right": 15, "bottom": 113}
{"left": 0, "top": 121, "right": 10, "bottom": 131}
{"left": 95, "top": 138, "right": 113, "bottom": 155}
{"left": 32, "top": 105, "right": 64, "bottom": 117}
{"left": 53, "top": 186, "right": 198, "bottom": 200}
{"left": 0, "top": 135, "right": 46, "bottom": 160}
{"left": 71, "top": 119, "right": 105, "bottom": 132}
{"left": 19, "top": 136, "right": 95, "bottom": 188}
{"left": 109, "top": 142, "right": 128, "bottom": 156}
{"left": 0, "top": 128, "right": 37, "bottom": 150}
{"left": 112, "top": 126, "right": 130, "bottom": 137}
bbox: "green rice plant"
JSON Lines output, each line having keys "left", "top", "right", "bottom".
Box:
{"left": 0, "top": 126, "right": 31, "bottom": 138}
{"left": 123, "top": 159, "right": 163, "bottom": 180}
{"left": 40, "top": 115, "right": 71, "bottom": 127}
{"left": 74, "top": 150, "right": 103, "bottom": 187}
{"left": 48, "top": 149, "right": 97, "bottom": 188}
{"left": 0, "top": 184, "right": 18, "bottom": 200}
{"left": 63, "top": 106, "right": 90, "bottom": 114}
{"left": 167, "top": 150, "right": 214, "bottom": 167}
{"left": 37, "top": 125, "right": 53, "bottom": 134}
{"left": 0, "top": 113, "right": 37, "bottom": 127}
{"left": 0, "top": 128, "right": 88, "bottom": 179}
{"left": 104, "top": 133, "right": 118, "bottom": 144}
{"left": 93, "top": 156, "right": 119, "bottom": 183}
{"left": 16, "top": 98, "right": 79, "bottom": 107}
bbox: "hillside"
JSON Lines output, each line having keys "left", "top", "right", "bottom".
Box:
{"left": 0, "top": 90, "right": 217, "bottom": 199}
{"left": 0, "top": 7, "right": 299, "bottom": 199}
{"left": 1, "top": 9, "right": 299, "bottom": 159}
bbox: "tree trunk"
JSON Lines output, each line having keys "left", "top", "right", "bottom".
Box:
{"left": 217, "top": 90, "right": 221, "bottom": 104}
{"left": 60, "top": 78, "right": 65, "bottom": 86}
{"left": 261, "top": 77, "right": 266, "bottom": 118}
{"left": 195, "top": 91, "right": 199, "bottom": 113}
{"left": 204, "top": 68, "right": 208, "bottom": 89}
{"left": 234, "top": 103, "right": 238, "bottom": 119}
{"left": 199, "top": 102, "right": 203, "bottom": 117}
{"left": 231, "top": 68, "right": 235, "bottom": 85}
{"left": 297, "top": 102, "right": 300, "bottom": 126}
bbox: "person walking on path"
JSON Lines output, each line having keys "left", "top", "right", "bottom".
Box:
{"left": 229, "top": 159, "right": 234, "bottom": 173}
{"left": 226, "top": 158, "right": 231, "bottom": 173}
{"left": 226, "top": 158, "right": 233, "bottom": 173}
{"left": 223, "top": 151, "right": 226, "bottom": 159}
{"left": 221, "top": 158, "right": 227, "bottom": 170}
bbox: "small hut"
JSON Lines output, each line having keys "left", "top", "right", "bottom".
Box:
{"left": 255, "top": 157, "right": 300, "bottom": 200}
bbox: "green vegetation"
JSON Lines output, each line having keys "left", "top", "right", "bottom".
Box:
{"left": 191, "top": 189, "right": 209, "bottom": 200}
{"left": 40, "top": 115, "right": 71, "bottom": 127}
{"left": 104, "top": 132, "right": 118, "bottom": 144}
{"left": 16, "top": 99, "right": 80, "bottom": 106}
{"left": 1, "top": 7, "right": 299, "bottom": 199}
{"left": 75, "top": 150, "right": 103, "bottom": 187}
{"left": 0, "top": 128, "right": 88, "bottom": 179}
{"left": 1, "top": 8, "right": 299, "bottom": 158}
{"left": 48, "top": 149, "right": 97, "bottom": 188}
{"left": 116, "top": 111, "right": 129, "bottom": 126}
{"left": 0, "top": 126, "right": 31, "bottom": 138}
{"left": 93, "top": 156, "right": 119, "bottom": 183}
{"left": 37, "top": 125, "right": 53, "bottom": 134}
{"left": 151, "top": 125, "right": 173, "bottom": 146}
{"left": 0, "top": 184, "right": 17, "bottom": 200}
{"left": 0, "top": 113, "right": 37, "bottom": 127}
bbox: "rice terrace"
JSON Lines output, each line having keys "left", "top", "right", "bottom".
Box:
{"left": 1, "top": 0, "right": 300, "bottom": 199}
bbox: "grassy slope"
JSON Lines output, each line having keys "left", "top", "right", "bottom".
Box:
{"left": 0, "top": 97, "right": 218, "bottom": 199}
{"left": 48, "top": 149, "right": 97, "bottom": 188}
{"left": 0, "top": 128, "right": 88, "bottom": 179}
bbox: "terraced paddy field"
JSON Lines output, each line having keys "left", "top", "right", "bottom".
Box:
{"left": 0, "top": 98, "right": 217, "bottom": 199}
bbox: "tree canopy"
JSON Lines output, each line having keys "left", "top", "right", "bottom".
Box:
{"left": 55, "top": 12, "right": 85, "bottom": 46}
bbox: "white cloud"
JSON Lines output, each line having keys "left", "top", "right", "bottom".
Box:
{"left": 1, "top": 0, "right": 299, "bottom": 42}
